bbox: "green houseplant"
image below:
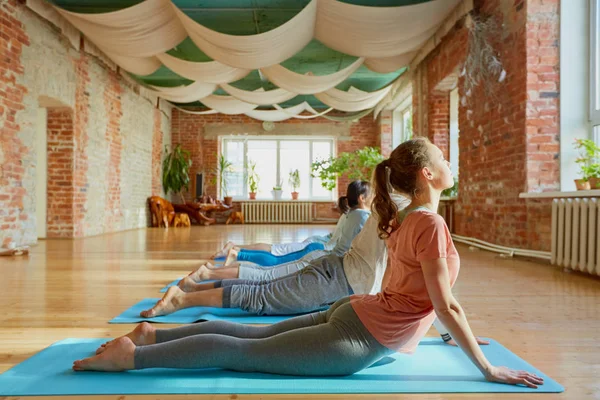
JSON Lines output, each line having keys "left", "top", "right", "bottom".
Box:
{"left": 574, "top": 139, "right": 600, "bottom": 190}
{"left": 162, "top": 144, "right": 192, "bottom": 204}
{"left": 271, "top": 178, "right": 283, "bottom": 200}
{"left": 311, "top": 146, "right": 385, "bottom": 191}
{"left": 289, "top": 169, "right": 301, "bottom": 200}
{"left": 247, "top": 161, "right": 259, "bottom": 200}
{"left": 215, "top": 154, "right": 234, "bottom": 205}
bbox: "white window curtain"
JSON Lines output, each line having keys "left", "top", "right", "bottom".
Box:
{"left": 591, "top": 0, "right": 600, "bottom": 133}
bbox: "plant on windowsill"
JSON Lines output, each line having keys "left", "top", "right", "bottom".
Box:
{"left": 247, "top": 161, "right": 259, "bottom": 200}
{"left": 311, "top": 146, "right": 385, "bottom": 191}
{"left": 441, "top": 177, "right": 459, "bottom": 199}
{"left": 289, "top": 169, "right": 301, "bottom": 200}
{"left": 271, "top": 179, "right": 283, "bottom": 201}
{"left": 162, "top": 144, "right": 192, "bottom": 205}
{"left": 214, "top": 154, "right": 234, "bottom": 206}
{"left": 573, "top": 139, "right": 600, "bottom": 190}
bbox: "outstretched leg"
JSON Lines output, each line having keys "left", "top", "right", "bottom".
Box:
{"left": 140, "top": 286, "right": 223, "bottom": 317}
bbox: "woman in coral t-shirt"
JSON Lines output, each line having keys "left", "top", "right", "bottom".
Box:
{"left": 73, "top": 138, "right": 543, "bottom": 389}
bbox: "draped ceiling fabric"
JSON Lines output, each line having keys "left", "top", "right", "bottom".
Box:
{"left": 52, "top": 0, "right": 464, "bottom": 121}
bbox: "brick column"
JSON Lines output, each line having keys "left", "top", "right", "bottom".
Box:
{"left": 428, "top": 91, "right": 450, "bottom": 160}
{"left": 378, "top": 110, "right": 393, "bottom": 157}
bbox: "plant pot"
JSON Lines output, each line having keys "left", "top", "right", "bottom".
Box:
{"left": 271, "top": 190, "right": 283, "bottom": 200}
{"left": 574, "top": 179, "right": 591, "bottom": 190}
{"left": 291, "top": 191, "right": 299, "bottom": 200}
{"left": 223, "top": 196, "right": 233, "bottom": 206}
{"left": 249, "top": 192, "right": 257, "bottom": 200}
{"left": 589, "top": 177, "right": 600, "bottom": 190}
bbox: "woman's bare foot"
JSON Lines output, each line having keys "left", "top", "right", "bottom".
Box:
{"left": 73, "top": 337, "right": 135, "bottom": 372}
{"left": 186, "top": 264, "right": 212, "bottom": 283}
{"left": 212, "top": 241, "right": 235, "bottom": 259}
{"left": 177, "top": 275, "right": 201, "bottom": 292}
{"left": 224, "top": 247, "right": 239, "bottom": 266}
{"left": 140, "top": 286, "right": 186, "bottom": 318}
{"left": 96, "top": 322, "right": 156, "bottom": 355}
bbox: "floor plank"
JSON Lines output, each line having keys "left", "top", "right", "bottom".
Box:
{"left": 0, "top": 225, "right": 598, "bottom": 399}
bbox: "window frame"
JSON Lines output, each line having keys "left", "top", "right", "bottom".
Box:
{"left": 220, "top": 135, "right": 336, "bottom": 201}
{"left": 591, "top": 0, "right": 600, "bottom": 128}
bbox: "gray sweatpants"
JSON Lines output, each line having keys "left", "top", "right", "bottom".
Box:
{"left": 238, "top": 249, "right": 330, "bottom": 280}
{"left": 216, "top": 254, "right": 352, "bottom": 315}
{"left": 134, "top": 297, "right": 392, "bottom": 375}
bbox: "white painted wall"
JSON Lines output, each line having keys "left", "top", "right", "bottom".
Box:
{"left": 560, "top": 0, "right": 591, "bottom": 190}
{"left": 35, "top": 108, "right": 47, "bottom": 239}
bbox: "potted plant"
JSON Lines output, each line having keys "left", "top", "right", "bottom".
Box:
{"left": 574, "top": 139, "right": 600, "bottom": 190}
{"left": 215, "top": 154, "right": 234, "bottom": 205}
{"left": 311, "top": 146, "right": 384, "bottom": 191}
{"left": 247, "top": 161, "right": 259, "bottom": 200}
{"left": 162, "top": 144, "right": 192, "bottom": 204}
{"left": 289, "top": 169, "right": 301, "bottom": 200}
{"left": 271, "top": 178, "right": 283, "bottom": 200}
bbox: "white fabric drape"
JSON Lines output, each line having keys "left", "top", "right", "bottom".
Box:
{"left": 364, "top": 51, "right": 418, "bottom": 74}
{"left": 245, "top": 102, "right": 313, "bottom": 122}
{"left": 260, "top": 57, "right": 364, "bottom": 95}
{"left": 315, "top": 0, "right": 460, "bottom": 58}
{"left": 173, "top": 105, "right": 219, "bottom": 115}
{"left": 314, "top": 86, "right": 392, "bottom": 112}
{"left": 200, "top": 95, "right": 260, "bottom": 115}
{"left": 171, "top": 0, "right": 316, "bottom": 69}
{"left": 156, "top": 53, "right": 250, "bottom": 83}
{"left": 150, "top": 81, "right": 217, "bottom": 103}
{"left": 273, "top": 103, "right": 334, "bottom": 119}
{"left": 55, "top": 0, "right": 186, "bottom": 58}
{"left": 105, "top": 52, "right": 162, "bottom": 76}
{"left": 220, "top": 84, "right": 298, "bottom": 106}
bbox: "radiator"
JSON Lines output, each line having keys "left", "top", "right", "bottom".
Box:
{"left": 551, "top": 198, "right": 600, "bottom": 276}
{"left": 241, "top": 201, "right": 313, "bottom": 224}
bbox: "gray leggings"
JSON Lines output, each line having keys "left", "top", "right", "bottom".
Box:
{"left": 238, "top": 250, "right": 330, "bottom": 280}
{"left": 134, "top": 297, "right": 392, "bottom": 375}
{"left": 216, "top": 254, "right": 353, "bottom": 315}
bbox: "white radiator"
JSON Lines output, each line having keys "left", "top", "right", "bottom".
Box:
{"left": 551, "top": 198, "right": 600, "bottom": 275}
{"left": 241, "top": 201, "right": 313, "bottom": 224}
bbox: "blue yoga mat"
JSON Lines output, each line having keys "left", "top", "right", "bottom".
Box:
{"left": 160, "top": 278, "right": 217, "bottom": 292}
{"left": 0, "top": 338, "right": 563, "bottom": 396}
{"left": 109, "top": 298, "right": 303, "bottom": 324}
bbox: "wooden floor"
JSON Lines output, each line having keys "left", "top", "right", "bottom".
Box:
{"left": 0, "top": 225, "right": 599, "bottom": 400}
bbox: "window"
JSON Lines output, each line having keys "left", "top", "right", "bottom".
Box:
{"left": 592, "top": 0, "right": 600, "bottom": 146}
{"left": 392, "top": 102, "right": 413, "bottom": 149}
{"left": 221, "top": 136, "right": 335, "bottom": 200}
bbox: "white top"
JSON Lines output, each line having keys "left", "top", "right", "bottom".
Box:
{"left": 323, "top": 214, "right": 347, "bottom": 251}
{"left": 331, "top": 208, "right": 371, "bottom": 256}
{"left": 343, "top": 194, "right": 411, "bottom": 295}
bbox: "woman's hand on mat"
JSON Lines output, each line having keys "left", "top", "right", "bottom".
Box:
{"left": 485, "top": 366, "right": 544, "bottom": 388}
{"left": 445, "top": 337, "right": 490, "bottom": 346}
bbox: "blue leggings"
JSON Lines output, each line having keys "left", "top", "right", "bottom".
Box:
{"left": 237, "top": 242, "right": 325, "bottom": 266}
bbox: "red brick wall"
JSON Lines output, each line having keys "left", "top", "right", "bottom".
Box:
{"left": 412, "top": 0, "right": 559, "bottom": 251}
{"left": 152, "top": 107, "right": 164, "bottom": 196}
{"left": 46, "top": 108, "right": 74, "bottom": 238}
{"left": 171, "top": 112, "right": 379, "bottom": 204}
{"left": 378, "top": 110, "right": 393, "bottom": 157}
{"left": 0, "top": 0, "right": 30, "bottom": 247}
{"left": 428, "top": 91, "right": 450, "bottom": 160}
{"left": 72, "top": 51, "right": 90, "bottom": 237}
{"left": 103, "top": 71, "right": 123, "bottom": 231}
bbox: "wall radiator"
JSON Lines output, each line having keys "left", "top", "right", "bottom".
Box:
{"left": 551, "top": 198, "right": 600, "bottom": 276}
{"left": 241, "top": 201, "right": 313, "bottom": 224}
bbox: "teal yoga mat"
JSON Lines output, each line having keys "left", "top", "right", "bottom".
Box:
{"left": 109, "top": 298, "right": 305, "bottom": 324}
{"left": 0, "top": 338, "right": 563, "bottom": 396}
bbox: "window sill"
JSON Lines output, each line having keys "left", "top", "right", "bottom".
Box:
{"left": 519, "top": 189, "right": 600, "bottom": 199}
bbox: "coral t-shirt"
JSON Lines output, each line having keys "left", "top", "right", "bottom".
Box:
{"left": 351, "top": 209, "right": 460, "bottom": 353}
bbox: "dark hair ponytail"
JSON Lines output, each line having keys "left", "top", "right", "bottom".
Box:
{"left": 372, "top": 161, "right": 397, "bottom": 239}
{"left": 373, "top": 137, "right": 433, "bottom": 238}
{"left": 338, "top": 196, "right": 349, "bottom": 214}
